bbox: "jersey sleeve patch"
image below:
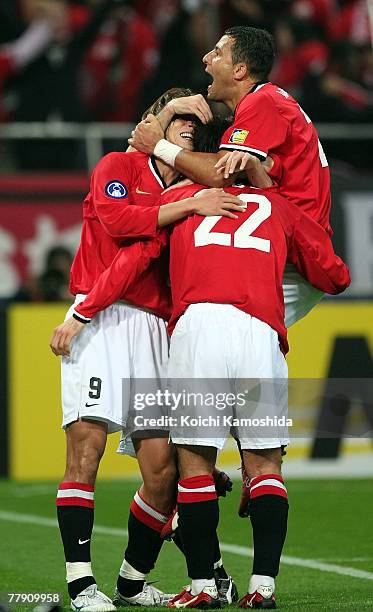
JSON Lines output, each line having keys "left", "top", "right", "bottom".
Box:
{"left": 228, "top": 128, "right": 250, "bottom": 145}
{"left": 105, "top": 181, "right": 128, "bottom": 199}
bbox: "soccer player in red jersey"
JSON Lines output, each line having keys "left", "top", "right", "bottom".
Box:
{"left": 61, "top": 115, "right": 349, "bottom": 609}
{"left": 129, "top": 25, "right": 331, "bottom": 328}
{"left": 162, "top": 179, "right": 349, "bottom": 609}
{"left": 50, "top": 92, "right": 244, "bottom": 610}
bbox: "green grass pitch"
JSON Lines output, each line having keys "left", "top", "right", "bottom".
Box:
{"left": 0, "top": 478, "right": 373, "bottom": 610}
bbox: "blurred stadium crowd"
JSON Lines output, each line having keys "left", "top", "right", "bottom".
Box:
{"left": 1, "top": 0, "right": 372, "bottom": 303}
{"left": 0, "top": 0, "right": 372, "bottom": 168}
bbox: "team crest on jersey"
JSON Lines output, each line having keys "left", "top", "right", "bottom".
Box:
{"left": 229, "top": 129, "right": 249, "bottom": 145}
{"left": 105, "top": 181, "right": 128, "bottom": 199}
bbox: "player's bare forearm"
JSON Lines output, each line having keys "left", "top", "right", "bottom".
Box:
{"left": 245, "top": 160, "right": 273, "bottom": 188}
{"left": 157, "top": 198, "right": 195, "bottom": 226}
{"left": 156, "top": 105, "right": 175, "bottom": 132}
{"left": 175, "top": 150, "right": 230, "bottom": 187}
{"left": 215, "top": 150, "right": 273, "bottom": 188}
{"left": 158, "top": 189, "right": 244, "bottom": 225}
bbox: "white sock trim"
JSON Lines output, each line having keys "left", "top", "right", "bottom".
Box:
{"left": 213, "top": 558, "right": 223, "bottom": 570}
{"left": 249, "top": 574, "right": 275, "bottom": 593}
{"left": 191, "top": 578, "right": 216, "bottom": 596}
{"left": 66, "top": 562, "right": 93, "bottom": 583}
{"left": 119, "top": 558, "right": 146, "bottom": 581}
{"left": 134, "top": 491, "right": 168, "bottom": 523}
{"left": 154, "top": 139, "right": 182, "bottom": 167}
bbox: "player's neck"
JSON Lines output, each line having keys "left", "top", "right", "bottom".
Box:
{"left": 155, "top": 158, "right": 179, "bottom": 186}
{"left": 225, "top": 79, "right": 258, "bottom": 111}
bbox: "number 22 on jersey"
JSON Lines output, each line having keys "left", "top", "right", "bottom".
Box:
{"left": 194, "top": 193, "right": 271, "bottom": 252}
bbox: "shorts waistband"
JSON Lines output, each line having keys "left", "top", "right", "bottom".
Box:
{"left": 73, "top": 294, "right": 156, "bottom": 317}
{"left": 185, "top": 303, "right": 251, "bottom": 319}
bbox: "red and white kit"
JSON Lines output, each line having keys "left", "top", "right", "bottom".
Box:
{"left": 163, "top": 182, "right": 350, "bottom": 449}
{"left": 62, "top": 152, "right": 171, "bottom": 433}
{"left": 220, "top": 82, "right": 333, "bottom": 326}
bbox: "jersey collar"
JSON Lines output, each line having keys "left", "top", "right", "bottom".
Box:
{"left": 149, "top": 155, "right": 183, "bottom": 189}
{"left": 234, "top": 80, "right": 269, "bottom": 119}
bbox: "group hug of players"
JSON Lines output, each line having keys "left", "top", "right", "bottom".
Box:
{"left": 50, "top": 26, "right": 350, "bottom": 611}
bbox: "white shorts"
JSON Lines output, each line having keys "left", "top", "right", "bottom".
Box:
{"left": 167, "top": 303, "right": 289, "bottom": 450}
{"left": 61, "top": 295, "right": 169, "bottom": 433}
{"left": 283, "top": 264, "right": 324, "bottom": 327}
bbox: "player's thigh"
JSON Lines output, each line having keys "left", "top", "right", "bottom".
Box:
{"left": 61, "top": 303, "right": 132, "bottom": 433}
{"left": 168, "top": 304, "right": 235, "bottom": 450}
{"left": 167, "top": 303, "right": 235, "bottom": 379}
{"left": 131, "top": 310, "right": 169, "bottom": 379}
{"left": 234, "top": 316, "right": 289, "bottom": 451}
{"left": 177, "top": 444, "right": 217, "bottom": 479}
{"left": 134, "top": 436, "right": 176, "bottom": 477}
{"left": 242, "top": 447, "right": 282, "bottom": 479}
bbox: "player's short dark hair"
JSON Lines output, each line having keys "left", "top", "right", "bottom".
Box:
{"left": 193, "top": 116, "right": 233, "bottom": 154}
{"left": 224, "top": 26, "right": 275, "bottom": 80}
{"left": 142, "top": 87, "right": 195, "bottom": 120}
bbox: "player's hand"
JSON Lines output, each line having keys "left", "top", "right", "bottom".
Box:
{"left": 50, "top": 316, "right": 85, "bottom": 357}
{"left": 215, "top": 151, "right": 261, "bottom": 179}
{"left": 193, "top": 188, "right": 245, "bottom": 219}
{"left": 213, "top": 468, "right": 233, "bottom": 497}
{"left": 128, "top": 114, "right": 164, "bottom": 154}
{"left": 167, "top": 94, "right": 213, "bottom": 124}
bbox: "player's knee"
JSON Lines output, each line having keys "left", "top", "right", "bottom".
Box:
{"left": 65, "top": 441, "right": 104, "bottom": 484}
{"left": 243, "top": 447, "right": 282, "bottom": 479}
{"left": 149, "top": 460, "right": 178, "bottom": 494}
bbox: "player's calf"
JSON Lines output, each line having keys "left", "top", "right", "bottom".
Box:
{"left": 241, "top": 449, "right": 288, "bottom": 609}
{"left": 114, "top": 490, "right": 174, "bottom": 604}
{"left": 57, "top": 421, "right": 112, "bottom": 606}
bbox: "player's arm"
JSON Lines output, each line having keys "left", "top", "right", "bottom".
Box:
{"left": 156, "top": 94, "right": 213, "bottom": 130}
{"left": 50, "top": 234, "right": 168, "bottom": 356}
{"left": 288, "top": 209, "right": 351, "bottom": 294}
{"left": 129, "top": 115, "right": 272, "bottom": 189}
{"left": 158, "top": 188, "right": 245, "bottom": 225}
{"left": 92, "top": 153, "right": 161, "bottom": 239}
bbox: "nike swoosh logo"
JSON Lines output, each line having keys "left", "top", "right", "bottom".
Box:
{"left": 85, "top": 402, "right": 99, "bottom": 407}
{"left": 78, "top": 538, "right": 90, "bottom": 545}
{"left": 175, "top": 595, "right": 198, "bottom": 608}
{"left": 135, "top": 186, "right": 152, "bottom": 195}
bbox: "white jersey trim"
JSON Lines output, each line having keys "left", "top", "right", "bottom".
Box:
{"left": 148, "top": 156, "right": 166, "bottom": 188}
{"left": 219, "top": 143, "right": 267, "bottom": 159}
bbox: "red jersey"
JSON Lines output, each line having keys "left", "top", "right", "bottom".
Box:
{"left": 71, "top": 151, "right": 171, "bottom": 320}
{"left": 219, "top": 82, "right": 332, "bottom": 235}
{"left": 163, "top": 184, "right": 350, "bottom": 353}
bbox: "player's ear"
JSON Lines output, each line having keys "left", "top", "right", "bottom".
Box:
{"left": 233, "top": 62, "right": 248, "bottom": 81}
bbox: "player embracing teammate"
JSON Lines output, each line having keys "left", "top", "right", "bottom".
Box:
{"left": 128, "top": 25, "right": 346, "bottom": 609}
{"left": 50, "top": 25, "right": 351, "bottom": 611}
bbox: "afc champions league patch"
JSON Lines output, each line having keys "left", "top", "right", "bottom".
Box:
{"left": 228, "top": 128, "right": 250, "bottom": 145}
{"left": 105, "top": 181, "right": 128, "bottom": 199}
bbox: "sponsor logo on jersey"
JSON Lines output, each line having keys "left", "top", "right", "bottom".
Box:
{"left": 228, "top": 128, "right": 249, "bottom": 145}
{"left": 105, "top": 181, "right": 128, "bottom": 198}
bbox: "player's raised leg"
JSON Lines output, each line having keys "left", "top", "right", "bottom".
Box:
{"left": 113, "top": 437, "right": 177, "bottom": 606}
{"left": 57, "top": 419, "right": 116, "bottom": 612}
{"left": 168, "top": 445, "right": 221, "bottom": 609}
